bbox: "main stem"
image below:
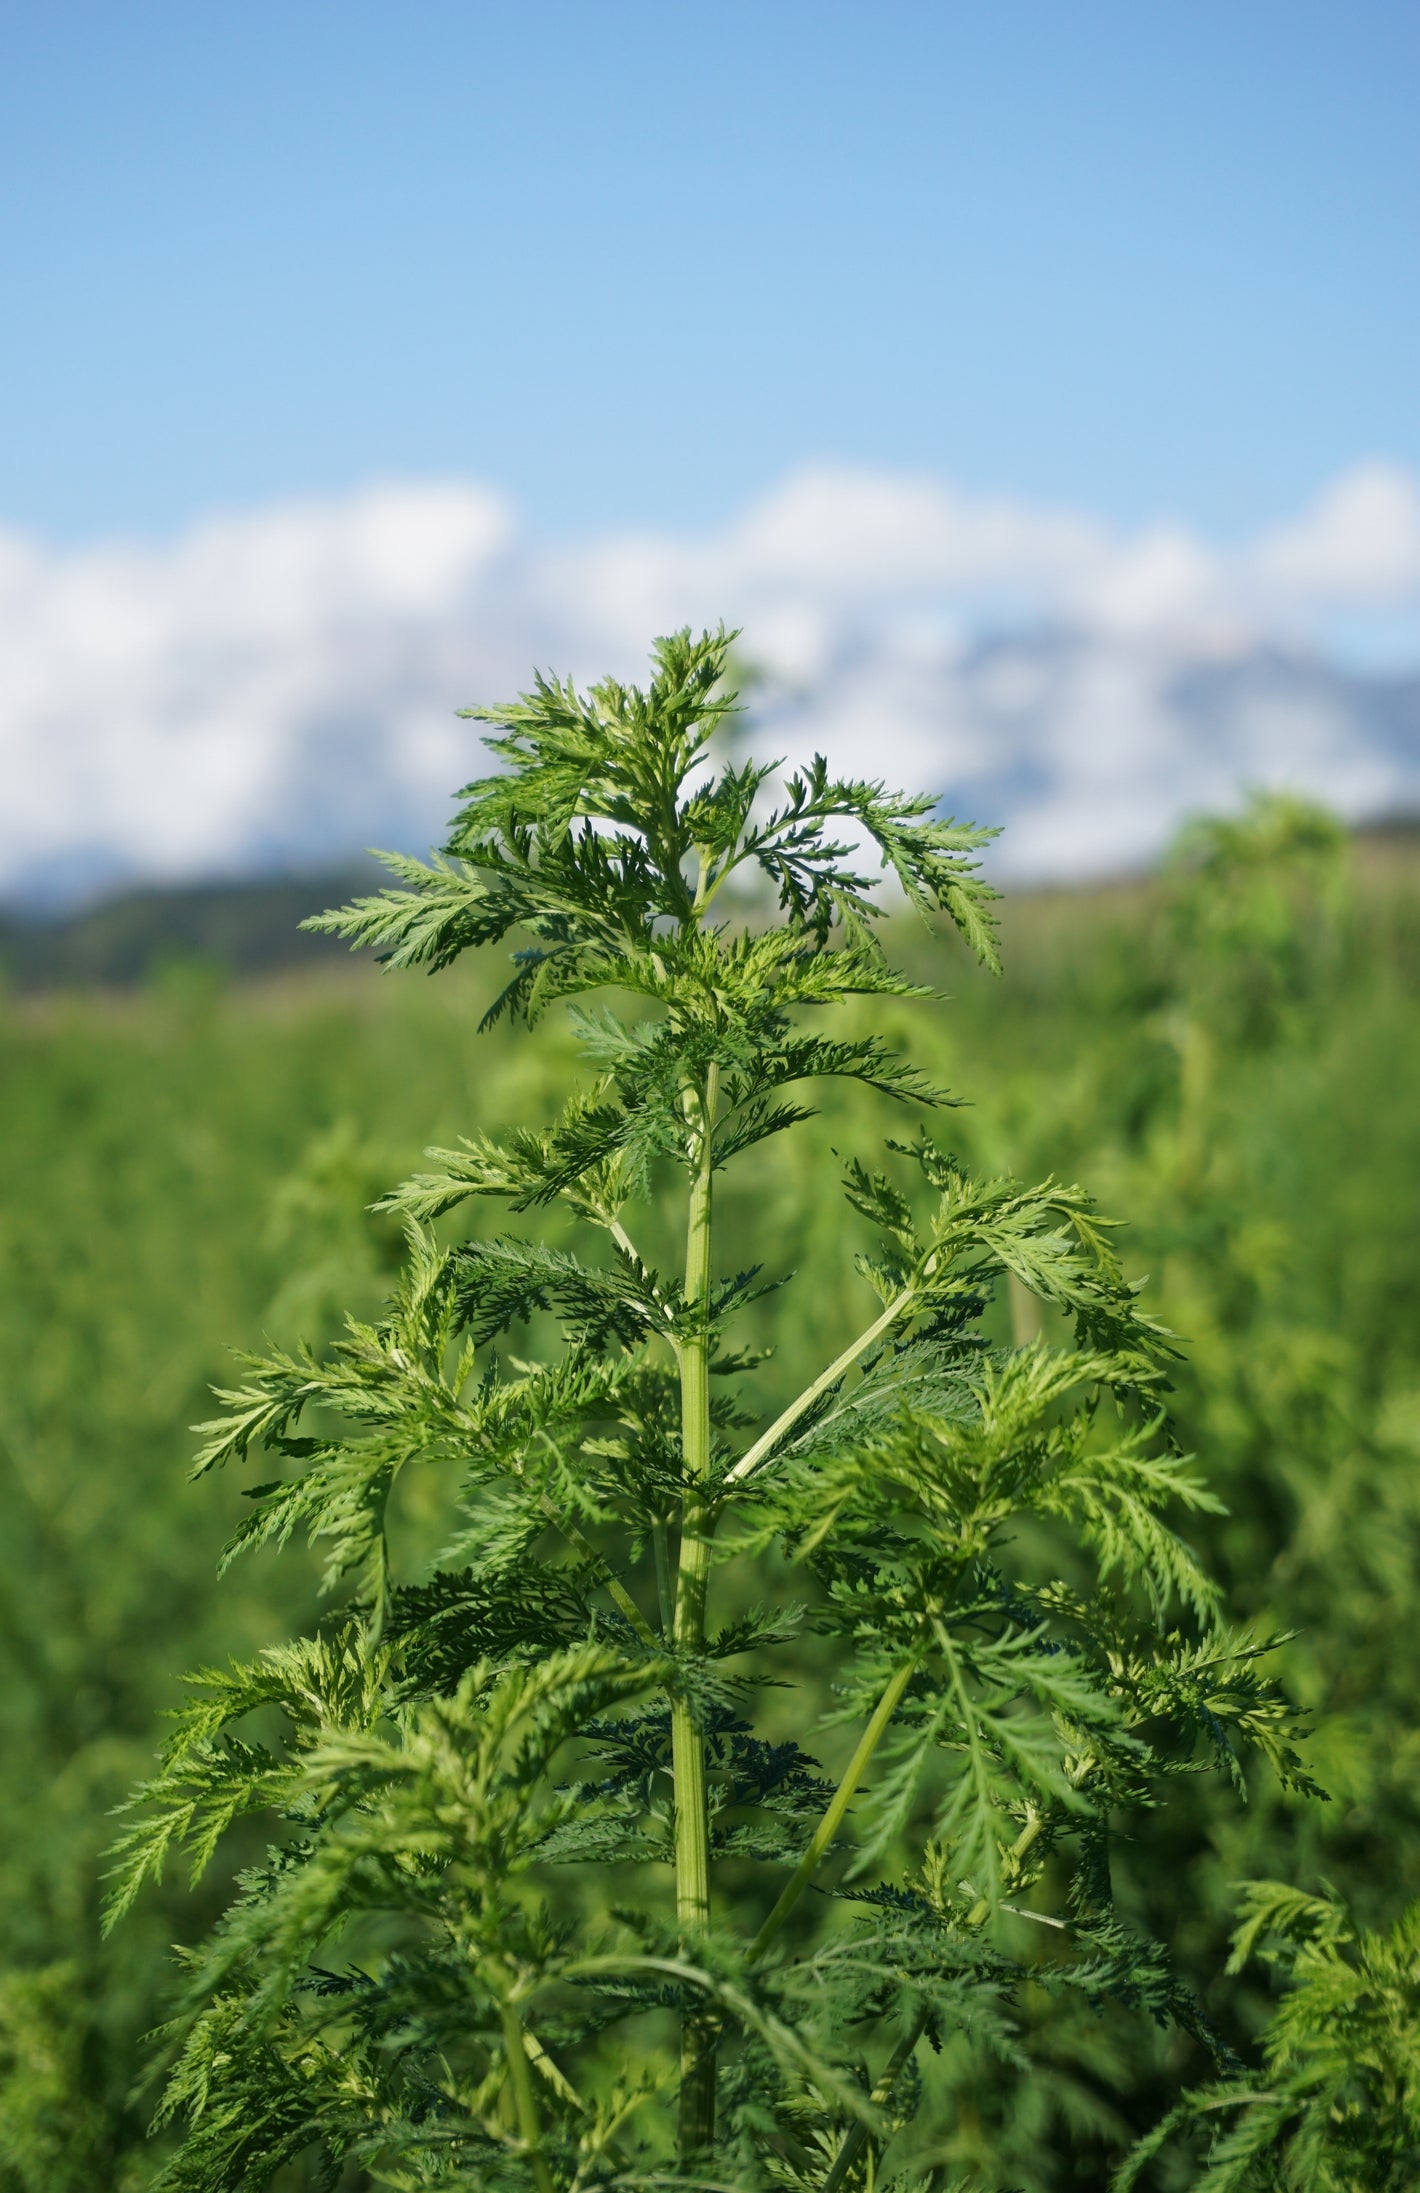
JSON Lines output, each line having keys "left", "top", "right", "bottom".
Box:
{"left": 673, "top": 1061, "right": 718, "bottom": 2157}
{"left": 499, "top": 1998, "right": 557, "bottom": 2193}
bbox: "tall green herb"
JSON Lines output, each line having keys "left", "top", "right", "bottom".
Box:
{"left": 111, "top": 629, "right": 1315, "bottom": 2188}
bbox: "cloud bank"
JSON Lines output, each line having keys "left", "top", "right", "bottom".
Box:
{"left": 3, "top": 463, "right": 1418, "bottom": 907}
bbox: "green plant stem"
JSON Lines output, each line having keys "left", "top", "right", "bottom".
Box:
{"left": 966, "top": 1811, "right": 1046, "bottom": 1928}
{"left": 652, "top": 1516, "right": 675, "bottom": 1637}
{"left": 752, "top": 1657, "right": 918, "bottom": 1960}
{"left": 499, "top": 1998, "right": 557, "bottom": 2193}
{"left": 817, "top": 1815, "right": 1050, "bottom": 2191}
{"left": 521, "top": 2026, "right": 585, "bottom": 2112}
{"left": 725, "top": 1285, "right": 918, "bottom": 1486}
{"left": 607, "top": 1213, "right": 681, "bottom": 1356}
{"left": 673, "top": 1063, "right": 719, "bottom": 2156}
{"left": 819, "top": 2014, "right": 925, "bottom": 2193}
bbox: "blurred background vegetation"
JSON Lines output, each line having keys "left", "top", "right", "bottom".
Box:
{"left": 1, "top": 803, "right": 1417, "bottom": 2189}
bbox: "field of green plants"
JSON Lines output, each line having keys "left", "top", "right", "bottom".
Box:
{"left": 1, "top": 798, "right": 1418, "bottom": 2189}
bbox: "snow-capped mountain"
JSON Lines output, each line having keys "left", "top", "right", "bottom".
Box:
{"left": 3, "top": 465, "right": 1417, "bottom": 908}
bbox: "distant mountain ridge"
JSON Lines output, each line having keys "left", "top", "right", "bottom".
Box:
{"left": 10, "top": 628, "right": 1416, "bottom": 922}
{"left": 6, "top": 466, "right": 1420, "bottom": 913}
{"left": 0, "top": 866, "right": 384, "bottom": 991}
{"left": 4, "top": 821, "right": 1416, "bottom": 994}
{"left": 752, "top": 629, "right": 1420, "bottom": 883}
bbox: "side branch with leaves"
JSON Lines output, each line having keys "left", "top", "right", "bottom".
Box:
{"left": 113, "top": 629, "right": 1319, "bottom": 2190}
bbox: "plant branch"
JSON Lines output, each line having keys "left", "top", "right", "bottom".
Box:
{"left": 752, "top": 1657, "right": 918, "bottom": 1960}
{"left": 725, "top": 1286, "right": 918, "bottom": 1486}
{"left": 535, "top": 1491, "right": 659, "bottom": 1651}
{"left": 817, "top": 1814, "right": 1051, "bottom": 2191}
{"left": 819, "top": 2012, "right": 926, "bottom": 2193}
{"left": 966, "top": 1810, "right": 1047, "bottom": 1928}
{"left": 605, "top": 1213, "right": 682, "bottom": 1360}
{"left": 523, "top": 2026, "right": 588, "bottom": 2112}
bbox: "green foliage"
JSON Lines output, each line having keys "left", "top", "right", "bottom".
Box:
{"left": 1116, "top": 1883, "right": 1420, "bottom": 2188}
{"left": 1163, "top": 791, "right": 1347, "bottom": 1046}
{"left": 99, "top": 630, "right": 1320, "bottom": 2189}
{"left": 0, "top": 1964, "right": 116, "bottom": 2193}
{"left": 4, "top": 680, "right": 1420, "bottom": 2187}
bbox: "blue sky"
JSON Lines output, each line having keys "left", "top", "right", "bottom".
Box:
{"left": 3, "top": 0, "right": 1416, "bottom": 543}
{"left": 6, "top": 2, "right": 1418, "bottom": 907}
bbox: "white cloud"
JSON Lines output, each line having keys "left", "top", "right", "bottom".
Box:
{"left": 724, "top": 469, "right": 1110, "bottom": 597}
{"left": 0, "top": 482, "right": 521, "bottom": 901}
{"left": 1254, "top": 463, "right": 1420, "bottom": 601}
{"left": 2, "top": 464, "right": 1417, "bottom": 905}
